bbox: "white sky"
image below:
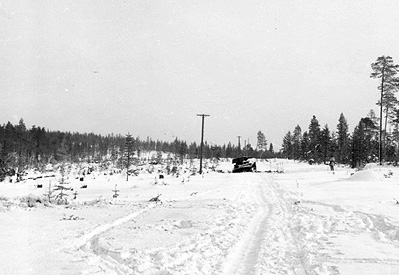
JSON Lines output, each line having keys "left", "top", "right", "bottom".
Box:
{"left": 1, "top": 0, "right": 399, "bottom": 149}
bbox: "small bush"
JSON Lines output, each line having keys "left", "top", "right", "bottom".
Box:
{"left": 21, "top": 194, "right": 50, "bottom": 208}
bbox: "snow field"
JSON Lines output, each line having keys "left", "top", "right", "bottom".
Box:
{"left": 1, "top": 159, "right": 399, "bottom": 274}
{"left": 274, "top": 165, "right": 399, "bottom": 275}
{"left": 77, "top": 173, "right": 263, "bottom": 274}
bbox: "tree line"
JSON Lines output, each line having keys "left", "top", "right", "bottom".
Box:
{"left": 281, "top": 55, "right": 399, "bottom": 167}
{"left": 0, "top": 119, "right": 277, "bottom": 178}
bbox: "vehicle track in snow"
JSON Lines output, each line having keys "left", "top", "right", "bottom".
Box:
{"left": 223, "top": 173, "right": 309, "bottom": 275}
{"left": 70, "top": 173, "right": 314, "bottom": 274}
{"left": 221, "top": 174, "right": 272, "bottom": 275}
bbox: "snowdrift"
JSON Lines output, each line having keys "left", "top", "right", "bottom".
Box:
{"left": 348, "top": 169, "right": 383, "bottom": 182}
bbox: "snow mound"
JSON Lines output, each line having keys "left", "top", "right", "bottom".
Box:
{"left": 348, "top": 170, "right": 382, "bottom": 182}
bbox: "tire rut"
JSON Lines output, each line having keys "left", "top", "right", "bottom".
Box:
{"left": 222, "top": 176, "right": 271, "bottom": 275}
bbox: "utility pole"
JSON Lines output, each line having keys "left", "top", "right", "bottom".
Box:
{"left": 197, "top": 114, "right": 210, "bottom": 174}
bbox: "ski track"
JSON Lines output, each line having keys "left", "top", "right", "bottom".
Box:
{"left": 74, "top": 204, "right": 156, "bottom": 250}
{"left": 65, "top": 203, "right": 158, "bottom": 275}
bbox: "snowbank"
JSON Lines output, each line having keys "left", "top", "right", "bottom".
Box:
{"left": 348, "top": 169, "right": 383, "bottom": 182}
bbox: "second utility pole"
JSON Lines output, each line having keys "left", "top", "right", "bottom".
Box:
{"left": 197, "top": 114, "right": 210, "bottom": 174}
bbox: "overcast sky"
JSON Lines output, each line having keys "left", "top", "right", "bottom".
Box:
{"left": 1, "top": 0, "right": 399, "bottom": 149}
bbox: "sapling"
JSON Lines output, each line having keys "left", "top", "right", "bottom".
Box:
{"left": 52, "top": 162, "right": 72, "bottom": 205}
{"left": 43, "top": 181, "right": 54, "bottom": 202}
{"left": 112, "top": 184, "right": 120, "bottom": 198}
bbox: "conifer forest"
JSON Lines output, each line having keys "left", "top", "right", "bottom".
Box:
{"left": 281, "top": 56, "right": 399, "bottom": 167}
{"left": 0, "top": 119, "right": 277, "bottom": 181}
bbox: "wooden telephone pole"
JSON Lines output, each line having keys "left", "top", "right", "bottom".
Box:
{"left": 197, "top": 114, "right": 210, "bottom": 174}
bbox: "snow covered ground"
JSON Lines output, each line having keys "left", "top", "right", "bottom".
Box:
{"left": 1, "top": 159, "right": 399, "bottom": 274}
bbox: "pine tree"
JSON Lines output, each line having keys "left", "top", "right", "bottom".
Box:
{"left": 282, "top": 131, "right": 293, "bottom": 159}
{"left": 301, "top": 132, "right": 310, "bottom": 160}
{"left": 123, "top": 133, "right": 134, "bottom": 181}
{"left": 330, "top": 132, "right": 339, "bottom": 160}
{"left": 336, "top": 113, "right": 349, "bottom": 163}
{"left": 292, "top": 125, "right": 302, "bottom": 160}
{"left": 351, "top": 122, "right": 366, "bottom": 168}
{"left": 268, "top": 143, "right": 274, "bottom": 154}
{"left": 392, "top": 109, "right": 399, "bottom": 164}
{"left": 256, "top": 131, "right": 267, "bottom": 151}
{"left": 351, "top": 117, "right": 379, "bottom": 167}
{"left": 382, "top": 90, "right": 398, "bottom": 134}
{"left": 370, "top": 56, "right": 399, "bottom": 164}
{"left": 308, "top": 115, "right": 321, "bottom": 162}
{"left": 320, "top": 124, "right": 332, "bottom": 162}
{"left": 367, "top": 109, "right": 379, "bottom": 125}
{"left": 257, "top": 131, "right": 267, "bottom": 158}
{"left": 178, "top": 140, "right": 188, "bottom": 161}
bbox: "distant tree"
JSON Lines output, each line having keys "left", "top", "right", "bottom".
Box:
{"left": 256, "top": 131, "right": 267, "bottom": 150}
{"left": 319, "top": 124, "right": 332, "bottom": 162}
{"left": 351, "top": 121, "right": 366, "bottom": 168}
{"left": 4, "top": 122, "right": 16, "bottom": 155}
{"left": 225, "top": 142, "right": 233, "bottom": 158}
{"left": 188, "top": 142, "right": 198, "bottom": 159}
{"left": 243, "top": 142, "right": 255, "bottom": 157}
{"left": 123, "top": 133, "right": 134, "bottom": 181}
{"left": 57, "top": 136, "right": 70, "bottom": 161}
{"left": 330, "top": 132, "right": 339, "bottom": 160}
{"left": 308, "top": 115, "right": 321, "bottom": 162}
{"left": 210, "top": 145, "right": 222, "bottom": 159}
{"left": 156, "top": 151, "right": 163, "bottom": 163}
{"left": 292, "top": 125, "right": 302, "bottom": 160}
{"left": 301, "top": 131, "right": 310, "bottom": 160}
{"left": 268, "top": 143, "right": 274, "bottom": 154}
{"left": 336, "top": 113, "right": 350, "bottom": 163}
{"left": 382, "top": 90, "right": 398, "bottom": 133}
{"left": 203, "top": 141, "right": 212, "bottom": 159}
{"left": 15, "top": 118, "right": 27, "bottom": 157}
{"left": 370, "top": 55, "right": 399, "bottom": 164}
{"left": 384, "top": 132, "right": 397, "bottom": 162}
{"left": 392, "top": 108, "right": 399, "bottom": 164}
{"left": 351, "top": 117, "right": 379, "bottom": 168}
{"left": 367, "top": 109, "right": 379, "bottom": 125}
{"left": 282, "top": 131, "right": 293, "bottom": 159}
{"left": 178, "top": 140, "right": 188, "bottom": 161}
